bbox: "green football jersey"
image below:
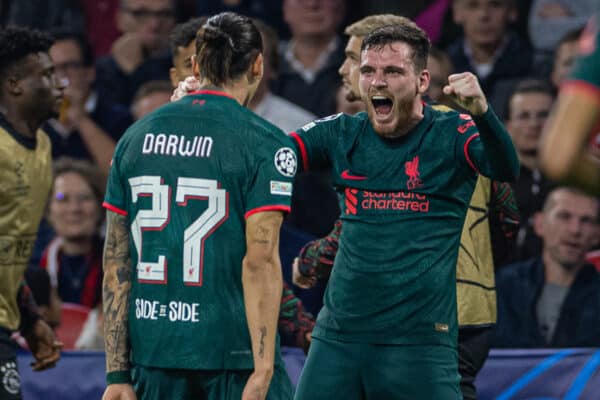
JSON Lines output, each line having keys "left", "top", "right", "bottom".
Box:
{"left": 569, "top": 14, "right": 600, "bottom": 88}
{"left": 291, "top": 106, "right": 508, "bottom": 348}
{"left": 104, "top": 90, "right": 296, "bottom": 370}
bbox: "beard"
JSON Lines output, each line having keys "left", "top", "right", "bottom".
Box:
{"left": 368, "top": 92, "right": 417, "bottom": 139}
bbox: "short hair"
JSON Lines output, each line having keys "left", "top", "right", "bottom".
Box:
{"left": 0, "top": 26, "right": 53, "bottom": 84}
{"left": 52, "top": 157, "right": 105, "bottom": 206}
{"left": 49, "top": 29, "right": 94, "bottom": 66}
{"left": 506, "top": 79, "right": 555, "bottom": 118}
{"left": 428, "top": 46, "right": 453, "bottom": 73}
{"left": 345, "top": 14, "right": 412, "bottom": 37}
{"left": 196, "top": 12, "right": 262, "bottom": 87}
{"left": 252, "top": 19, "right": 279, "bottom": 72}
{"left": 543, "top": 186, "right": 600, "bottom": 221}
{"left": 361, "top": 22, "right": 431, "bottom": 72}
{"left": 131, "top": 80, "right": 173, "bottom": 106}
{"left": 169, "top": 17, "right": 208, "bottom": 57}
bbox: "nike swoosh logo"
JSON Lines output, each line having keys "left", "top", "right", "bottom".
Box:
{"left": 341, "top": 169, "right": 367, "bottom": 180}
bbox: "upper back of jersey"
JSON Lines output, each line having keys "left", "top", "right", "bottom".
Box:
{"left": 104, "top": 91, "right": 295, "bottom": 369}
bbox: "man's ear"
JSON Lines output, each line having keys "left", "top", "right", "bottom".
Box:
{"left": 5, "top": 76, "right": 23, "bottom": 96}
{"left": 418, "top": 69, "right": 430, "bottom": 95}
{"left": 169, "top": 67, "right": 179, "bottom": 88}
{"left": 250, "top": 53, "right": 264, "bottom": 84}
{"left": 533, "top": 211, "right": 545, "bottom": 239}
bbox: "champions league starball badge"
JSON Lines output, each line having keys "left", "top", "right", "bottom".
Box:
{"left": 1, "top": 361, "right": 19, "bottom": 395}
{"left": 274, "top": 147, "right": 297, "bottom": 177}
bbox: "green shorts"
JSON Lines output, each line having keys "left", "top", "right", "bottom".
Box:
{"left": 131, "top": 362, "right": 293, "bottom": 400}
{"left": 294, "top": 336, "right": 462, "bottom": 400}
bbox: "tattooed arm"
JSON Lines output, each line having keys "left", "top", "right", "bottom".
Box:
{"left": 101, "top": 211, "right": 137, "bottom": 400}
{"left": 241, "top": 211, "right": 284, "bottom": 400}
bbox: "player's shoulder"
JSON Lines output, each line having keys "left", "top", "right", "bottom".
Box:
{"left": 297, "top": 112, "right": 363, "bottom": 133}
{"left": 428, "top": 103, "right": 476, "bottom": 133}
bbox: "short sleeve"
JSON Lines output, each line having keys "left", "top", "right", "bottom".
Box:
{"left": 103, "top": 144, "right": 128, "bottom": 216}
{"left": 244, "top": 135, "right": 296, "bottom": 219}
{"left": 289, "top": 113, "right": 343, "bottom": 171}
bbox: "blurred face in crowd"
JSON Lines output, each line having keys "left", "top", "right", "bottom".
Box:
{"left": 49, "top": 39, "right": 94, "bottom": 102}
{"left": 338, "top": 35, "right": 363, "bottom": 102}
{"left": 118, "top": 0, "right": 176, "bottom": 53}
{"left": 131, "top": 90, "right": 171, "bottom": 120}
{"left": 49, "top": 172, "right": 101, "bottom": 242}
{"left": 283, "top": 0, "right": 345, "bottom": 39}
{"left": 506, "top": 91, "right": 553, "bottom": 156}
{"left": 535, "top": 189, "right": 600, "bottom": 270}
{"left": 170, "top": 39, "right": 195, "bottom": 87}
{"left": 551, "top": 39, "right": 579, "bottom": 88}
{"left": 359, "top": 42, "right": 429, "bottom": 138}
{"left": 453, "top": 0, "right": 517, "bottom": 48}
{"left": 18, "top": 52, "right": 65, "bottom": 121}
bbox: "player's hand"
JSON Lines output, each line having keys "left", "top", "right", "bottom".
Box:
{"left": 443, "top": 72, "right": 488, "bottom": 116}
{"left": 292, "top": 258, "right": 316, "bottom": 289}
{"left": 102, "top": 384, "right": 137, "bottom": 400}
{"left": 24, "top": 319, "right": 63, "bottom": 371}
{"left": 171, "top": 76, "right": 201, "bottom": 102}
{"left": 241, "top": 369, "right": 272, "bottom": 400}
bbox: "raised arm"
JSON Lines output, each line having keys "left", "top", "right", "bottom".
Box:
{"left": 102, "top": 210, "right": 136, "bottom": 400}
{"left": 242, "top": 211, "right": 285, "bottom": 400}
{"left": 444, "top": 72, "right": 520, "bottom": 182}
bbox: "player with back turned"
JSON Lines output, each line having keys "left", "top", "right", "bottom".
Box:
{"left": 101, "top": 12, "right": 294, "bottom": 400}
{"left": 290, "top": 21, "right": 519, "bottom": 399}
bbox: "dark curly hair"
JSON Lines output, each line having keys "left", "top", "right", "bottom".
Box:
{"left": 0, "top": 26, "right": 54, "bottom": 81}
{"left": 169, "top": 16, "right": 208, "bottom": 57}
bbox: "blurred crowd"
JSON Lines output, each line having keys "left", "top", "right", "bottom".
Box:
{"left": 5, "top": 0, "right": 600, "bottom": 352}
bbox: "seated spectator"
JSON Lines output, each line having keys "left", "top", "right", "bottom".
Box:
{"left": 130, "top": 80, "right": 173, "bottom": 120}
{"left": 45, "top": 30, "right": 132, "bottom": 176}
{"left": 95, "top": 0, "right": 177, "bottom": 106}
{"left": 271, "top": 0, "right": 346, "bottom": 117}
{"left": 494, "top": 187, "right": 600, "bottom": 348}
{"left": 447, "top": 0, "right": 533, "bottom": 118}
{"left": 249, "top": 19, "right": 316, "bottom": 132}
{"left": 40, "top": 158, "right": 105, "bottom": 309}
{"left": 528, "top": 0, "right": 592, "bottom": 55}
{"left": 550, "top": 28, "right": 583, "bottom": 90}
{"left": 505, "top": 79, "right": 555, "bottom": 262}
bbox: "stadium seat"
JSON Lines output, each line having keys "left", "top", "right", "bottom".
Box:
{"left": 55, "top": 303, "right": 91, "bottom": 350}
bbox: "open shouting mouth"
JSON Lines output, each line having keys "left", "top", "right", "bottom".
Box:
{"left": 371, "top": 95, "right": 394, "bottom": 118}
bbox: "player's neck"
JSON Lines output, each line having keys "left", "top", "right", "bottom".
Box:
{"left": 197, "top": 81, "right": 252, "bottom": 107}
{"left": 0, "top": 103, "right": 41, "bottom": 138}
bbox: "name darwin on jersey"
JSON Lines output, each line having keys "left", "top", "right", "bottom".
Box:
{"left": 142, "top": 133, "right": 213, "bottom": 158}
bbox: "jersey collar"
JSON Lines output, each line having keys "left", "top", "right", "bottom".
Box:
{"left": 0, "top": 112, "right": 37, "bottom": 150}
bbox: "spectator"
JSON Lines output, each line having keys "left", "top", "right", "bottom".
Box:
{"left": 494, "top": 187, "right": 600, "bottom": 348}
{"left": 426, "top": 46, "right": 455, "bottom": 107}
{"left": 79, "top": 0, "right": 121, "bottom": 57}
{"left": 45, "top": 30, "right": 132, "bottom": 176}
{"left": 505, "top": 79, "right": 555, "bottom": 262}
{"left": 130, "top": 80, "right": 172, "bottom": 120}
{"left": 249, "top": 19, "right": 316, "bottom": 133}
{"left": 272, "top": 0, "right": 346, "bottom": 117}
{"left": 447, "top": 0, "right": 533, "bottom": 118}
{"left": 40, "top": 158, "right": 105, "bottom": 309}
{"left": 549, "top": 28, "right": 584, "bottom": 89}
{"left": 95, "top": 0, "right": 177, "bottom": 106}
{"left": 528, "top": 0, "right": 593, "bottom": 55}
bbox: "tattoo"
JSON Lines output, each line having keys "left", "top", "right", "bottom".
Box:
{"left": 258, "top": 326, "right": 267, "bottom": 357}
{"left": 103, "top": 211, "right": 133, "bottom": 373}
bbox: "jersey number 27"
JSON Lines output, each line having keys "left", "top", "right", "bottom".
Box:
{"left": 129, "top": 176, "right": 228, "bottom": 286}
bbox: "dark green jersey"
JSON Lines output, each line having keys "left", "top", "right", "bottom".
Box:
{"left": 569, "top": 14, "right": 600, "bottom": 88}
{"left": 291, "top": 106, "right": 512, "bottom": 348}
{"left": 104, "top": 90, "right": 296, "bottom": 370}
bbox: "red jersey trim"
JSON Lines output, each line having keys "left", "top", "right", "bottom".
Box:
{"left": 290, "top": 132, "right": 309, "bottom": 171}
{"left": 103, "top": 201, "right": 128, "bottom": 216}
{"left": 187, "top": 90, "right": 235, "bottom": 99}
{"left": 245, "top": 205, "right": 291, "bottom": 219}
{"left": 464, "top": 133, "right": 481, "bottom": 174}
{"left": 561, "top": 80, "right": 600, "bottom": 106}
